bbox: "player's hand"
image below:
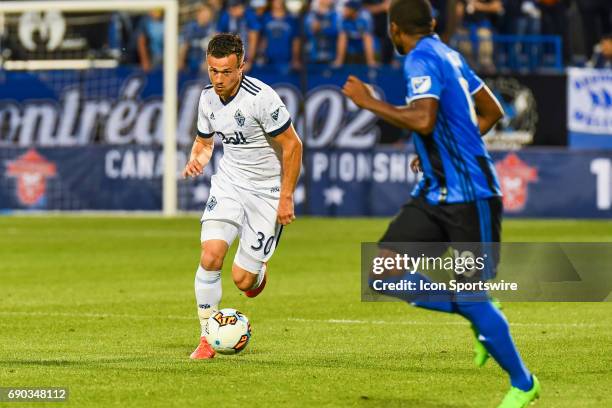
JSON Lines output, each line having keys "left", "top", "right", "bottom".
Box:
{"left": 277, "top": 196, "right": 296, "bottom": 225}
{"left": 410, "top": 157, "right": 422, "bottom": 173}
{"left": 182, "top": 159, "right": 204, "bottom": 179}
{"left": 342, "top": 75, "right": 375, "bottom": 109}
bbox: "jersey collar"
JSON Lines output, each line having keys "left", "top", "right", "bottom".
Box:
{"left": 219, "top": 75, "right": 244, "bottom": 106}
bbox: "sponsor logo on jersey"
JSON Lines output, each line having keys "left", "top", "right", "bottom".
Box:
{"left": 216, "top": 131, "right": 248, "bottom": 145}
{"left": 6, "top": 148, "right": 57, "bottom": 207}
{"left": 495, "top": 153, "right": 538, "bottom": 212}
{"left": 271, "top": 108, "right": 280, "bottom": 121}
{"left": 209, "top": 112, "right": 215, "bottom": 120}
{"left": 270, "top": 186, "right": 280, "bottom": 193}
{"left": 234, "top": 109, "right": 246, "bottom": 127}
{"left": 411, "top": 76, "right": 432, "bottom": 94}
{"left": 206, "top": 195, "right": 217, "bottom": 211}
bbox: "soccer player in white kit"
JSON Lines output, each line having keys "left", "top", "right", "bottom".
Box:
{"left": 182, "top": 34, "right": 303, "bottom": 360}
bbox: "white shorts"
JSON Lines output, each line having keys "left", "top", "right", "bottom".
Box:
{"left": 200, "top": 176, "right": 282, "bottom": 273}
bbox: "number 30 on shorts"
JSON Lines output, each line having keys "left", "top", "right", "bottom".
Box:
{"left": 251, "top": 232, "right": 275, "bottom": 255}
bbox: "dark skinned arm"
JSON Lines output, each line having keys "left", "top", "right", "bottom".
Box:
{"left": 342, "top": 75, "right": 437, "bottom": 134}
{"left": 473, "top": 84, "right": 504, "bottom": 135}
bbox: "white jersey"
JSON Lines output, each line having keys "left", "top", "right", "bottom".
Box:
{"left": 196, "top": 75, "right": 292, "bottom": 195}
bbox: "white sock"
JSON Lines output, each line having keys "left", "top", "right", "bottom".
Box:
{"left": 195, "top": 265, "right": 221, "bottom": 336}
{"left": 249, "top": 263, "right": 266, "bottom": 290}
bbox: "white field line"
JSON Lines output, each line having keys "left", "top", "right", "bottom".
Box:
{"left": 0, "top": 311, "right": 609, "bottom": 328}
{"left": 0, "top": 311, "right": 193, "bottom": 320}
{"left": 287, "top": 318, "right": 610, "bottom": 328}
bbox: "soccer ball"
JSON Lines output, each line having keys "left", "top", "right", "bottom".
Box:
{"left": 205, "top": 308, "right": 251, "bottom": 354}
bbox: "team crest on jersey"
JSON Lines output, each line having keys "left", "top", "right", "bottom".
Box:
{"left": 411, "top": 76, "right": 432, "bottom": 94}
{"left": 209, "top": 112, "right": 215, "bottom": 120}
{"left": 234, "top": 109, "right": 246, "bottom": 127}
{"left": 206, "top": 195, "right": 217, "bottom": 211}
{"left": 271, "top": 108, "right": 280, "bottom": 121}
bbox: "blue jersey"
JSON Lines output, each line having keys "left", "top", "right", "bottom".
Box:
{"left": 217, "top": 8, "right": 261, "bottom": 55}
{"left": 261, "top": 12, "right": 298, "bottom": 64}
{"left": 305, "top": 10, "right": 341, "bottom": 63}
{"left": 405, "top": 35, "right": 501, "bottom": 204}
{"left": 180, "top": 21, "right": 215, "bottom": 71}
{"left": 340, "top": 10, "right": 373, "bottom": 55}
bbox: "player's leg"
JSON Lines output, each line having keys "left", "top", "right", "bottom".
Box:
{"left": 196, "top": 221, "right": 239, "bottom": 331}
{"left": 447, "top": 197, "right": 538, "bottom": 403}
{"left": 191, "top": 221, "right": 240, "bottom": 360}
{"left": 377, "top": 197, "right": 455, "bottom": 312}
{"left": 191, "top": 181, "right": 244, "bottom": 360}
{"left": 232, "top": 191, "right": 282, "bottom": 297}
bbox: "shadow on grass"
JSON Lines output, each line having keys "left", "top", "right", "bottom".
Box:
{"left": 356, "top": 396, "right": 469, "bottom": 408}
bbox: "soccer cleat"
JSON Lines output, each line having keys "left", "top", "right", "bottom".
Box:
{"left": 245, "top": 263, "right": 267, "bottom": 298}
{"left": 190, "top": 336, "right": 216, "bottom": 360}
{"left": 472, "top": 329, "right": 489, "bottom": 367}
{"left": 497, "top": 375, "right": 541, "bottom": 408}
{"left": 471, "top": 299, "right": 502, "bottom": 367}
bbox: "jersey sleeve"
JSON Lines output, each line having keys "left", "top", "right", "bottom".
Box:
{"left": 255, "top": 86, "right": 292, "bottom": 137}
{"left": 404, "top": 51, "right": 444, "bottom": 104}
{"left": 196, "top": 90, "right": 214, "bottom": 138}
{"left": 461, "top": 54, "right": 485, "bottom": 94}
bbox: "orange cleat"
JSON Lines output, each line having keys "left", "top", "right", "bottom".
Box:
{"left": 190, "top": 336, "right": 216, "bottom": 360}
{"left": 245, "top": 265, "right": 267, "bottom": 298}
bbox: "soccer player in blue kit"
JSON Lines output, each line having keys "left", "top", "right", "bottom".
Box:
{"left": 342, "top": 0, "right": 540, "bottom": 406}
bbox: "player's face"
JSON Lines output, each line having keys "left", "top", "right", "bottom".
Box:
{"left": 207, "top": 54, "right": 244, "bottom": 99}
{"left": 388, "top": 22, "right": 407, "bottom": 55}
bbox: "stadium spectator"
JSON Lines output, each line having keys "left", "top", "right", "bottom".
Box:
{"left": 108, "top": 12, "right": 140, "bottom": 63}
{"left": 363, "top": 0, "right": 395, "bottom": 64}
{"left": 501, "top": 0, "right": 541, "bottom": 35}
{"left": 455, "top": 0, "right": 504, "bottom": 72}
{"left": 333, "top": 1, "right": 378, "bottom": 67}
{"left": 260, "top": 0, "right": 302, "bottom": 71}
{"left": 179, "top": 2, "right": 216, "bottom": 72}
{"left": 538, "top": 0, "right": 568, "bottom": 61}
{"left": 433, "top": 0, "right": 463, "bottom": 42}
{"left": 576, "top": 0, "right": 612, "bottom": 59}
{"left": 251, "top": 0, "right": 268, "bottom": 22}
{"left": 217, "top": 0, "right": 261, "bottom": 71}
{"left": 587, "top": 33, "right": 612, "bottom": 68}
{"left": 305, "top": 0, "right": 341, "bottom": 64}
{"left": 137, "top": 9, "right": 165, "bottom": 72}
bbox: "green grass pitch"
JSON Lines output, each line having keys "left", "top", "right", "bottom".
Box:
{"left": 1, "top": 216, "right": 611, "bottom": 407}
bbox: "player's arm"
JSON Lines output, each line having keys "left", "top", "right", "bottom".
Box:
{"left": 342, "top": 75, "right": 437, "bottom": 134}
{"left": 183, "top": 136, "right": 214, "bottom": 178}
{"left": 269, "top": 125, "right": 303, "bottom": 225}
{"left": 473, "top": 85, "right": 504, "bottom": 135}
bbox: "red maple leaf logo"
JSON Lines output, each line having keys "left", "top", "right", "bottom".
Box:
{"left": 6, "top": 149, "right": 57, "bottom": 206}
{"left": 494, "top": 153, "right": 538, "bottom": 212}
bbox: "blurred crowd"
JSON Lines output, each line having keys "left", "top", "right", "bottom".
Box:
{"left": 2, "top": 0, "right": 611, "bottom": 71}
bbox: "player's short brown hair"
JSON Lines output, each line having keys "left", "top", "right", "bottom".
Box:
{"left": 207, "top": 33, "right": 244, "bottom": 63}
{"left": 389, "top": 0, "right": 433, "bottom": 35}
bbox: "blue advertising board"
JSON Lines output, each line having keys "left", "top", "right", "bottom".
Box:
{"left": 1, "top": 145, "right": 611, "bottom": 218}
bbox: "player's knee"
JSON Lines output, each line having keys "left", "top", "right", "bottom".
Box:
{"left": 200, "top": 250, "right": 225, "bottom": 271}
